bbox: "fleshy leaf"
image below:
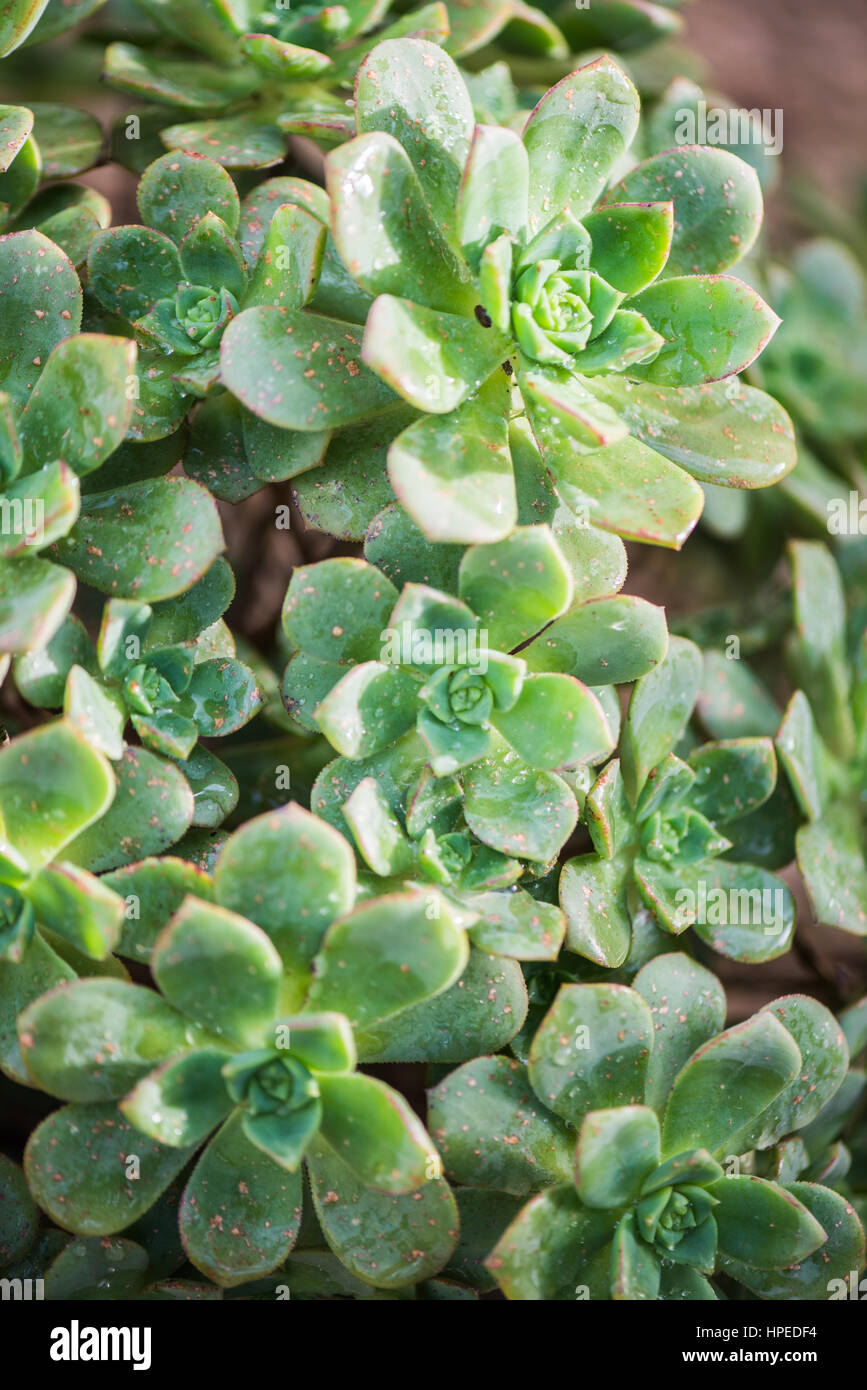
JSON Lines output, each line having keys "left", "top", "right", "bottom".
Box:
{"left": 243, "top": 204, "right": 324, "bottom": 312}
{"left": 179, "top": 1111, "right": 303, "bottom": 1287}
{"left": 363, "top": 294, "right": 508, "bottom": 415}
{"left": 621, "top": 636, "right": 702, "bottom": 802}
{"left": 88, "top": 226, "right": 182, "bottom": 322}
{"left": 318, "top": 1072, "right": 431, "bottom": 1193}
{"left": 152, "top": 896, "right": 282, "bottom": 1046}
{"left": 575, "top": 1105, "right": 660, "bottom": 1209}
{"left": 463, "top": 753, "right": 577, "bottom": 862}
{"left": 353, "top": 37, "right": 474, "bottom": 244}
{"left": 0, "top": 2, "right": 50, "bottom": 59}
{"left": 305, "top": 891, "right": 469, "bottom": 1031}
{"left": 721, "top": 1184, "right": 865, "bottom": 1298}
{"left": 487, "top": 1185, "right": 617, "bottom": 1300}
{"left": 387, "top": 376, "right": 516, "bottom": 544}
{"left": 660, "top": 1011, "right": 802, "bottom": 1159}
{"left": 103, "top": 855, "right": 215, "bottom": 963}
{"left": 796, "top": 802, "right": 867, "bottom": 934}
{"left": 583, "top": 203, "right": 673, "bottom": 296}
{"left": 428, "top": 1055, "right": 574, "bottom": 1194}
{"left": 25, "top": 1101, "right": 194, "bottom": 1236}
{"left": 308, "top": 1136, "right": 458, "bottom": 1289}
{"left": 695, "top": 649, "right": 781, "bottom": 740}
{"left": 354, "top": 947, "right": 527, "bottom": 1063}
{"left": 0, "top": 230, "right": 82, "bottom": 406}
{"left": 327, "top": 132, "right": 474, "bottom": 315}
{"left": 522, "top": 57, "right": 640, "bottom": 229}
{"left": 787, "top": 541, "right": 853, "bottom": 758}
{"left": 138, "top": 150, "right": 240, "bottom": 244}
{"left": 221, "top": 306, "right": 397, "bottom": 430}
{"left": 53, "top": 477, "right": 224, "bottom": 601}
{"left": 315, "top": 661, "right": 418, "bottom": 758}
{"left": 628, "top": 276, "right": 779, "bottom": 385}
{"left": 493, "top": 674, "right": 613, "bottom": 769}
{"left": 0, "top": 1151, "right": 37, "bottom": 1263}
{"left": 528, "top": 983, "right": 654, "bottom": 1125}
{"left": 708, "top": 1175, "right": 826, "bottom": 1270}
{"left": 161, "top": 115, "right": 286, "bottom": 170}
{"left": 18, "top": 977, "right": 205, "bottom": 1101}
{"left": 282, "top": 557, "right": 397, "bottom": 664}
{"left": 456, "top": 124, "right": 528, "bottom": 268}
{"left": 734, "top": 997, "right": 849, "bottom": 1150}
{"left": 23, "top": 862, "right": 123, "bottom": 960}
{"left": 19, "top": 334, "right": 137, "bottom": 474}
{"left": 605, "top": 146, "right": 764, "bottom": 275}
{"left": 687, "top": 738, "right": 777, "bottom": 823}
{"left": 586, "top": 376, "right": 796, "bottom": 489}
{"left": 523, "top": 595, "right": 668, "bottom": 686}
{"left": 463, "top": 889, "right": 565, "bottom": 961}
{"left": 64, "top": 746, "right": 194, "bottom": 872}
{"left": 458, "top": 525, "right": 571, "bottom": 649}
{"left": 213, "top": 804, "right": 356, "bottom": 974}
{"left": 0, "top": 720, "right": 114, "bottom": 873}
{"left": 559, "top": 853, "right": 632, "bottom": 967}
{"left": 678, "top": 861, "right": 796, "bottom": 964}
{"left": 633, "top": 954, "right": 726, "bottom": 1113}
{"left": 775, "top": 691, "right": 828, "bottom": 821}
{"left": 28, "top": 103, "right": 103, "bottom": 179}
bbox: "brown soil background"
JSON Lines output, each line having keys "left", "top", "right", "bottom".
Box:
{"left": 686, "top": 0, "right": 867, "bottom": 209}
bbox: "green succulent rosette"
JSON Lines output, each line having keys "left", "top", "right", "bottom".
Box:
{"left": 103, "top": 0, "right": 457, "bottom": 170}
{"left": 280, "top": 527, "right": 673, "bottom": 852}
{"left": 688, "top": 542, "right": 867, "bottom": 939}
{"left": 561, "top": 635, "right": 796, "bottom": 967}
{"left": 429, "top": 957, "right": 864, "bottom": 1299}
{"left": 13, "top": 583, "right": 262, "bottom": 828}
{"left": 219, "top": 39, "right": 794, "bottom": 552}
{"left": 17, "top": 802, "right": 470, "bottom": 1289}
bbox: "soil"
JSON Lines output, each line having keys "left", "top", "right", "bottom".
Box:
{"left": 686, "top": 0, "right": 867, "bottom": 210}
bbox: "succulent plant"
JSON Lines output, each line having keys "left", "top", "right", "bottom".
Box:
{"left": 0, "top": 0, "right": 865, "bottom": 1311}
{"left": 0, "top": 228, "right": 144, "bottom": 651}
{"left": 87, "top": 148, "right": 314, "bottom": 403}
{"left": 104, "top": 0, "right": 463, "bottom": 170}
{"left": 0, "top": 719, "right": 125, "bottom": 1083}
{"left": 218, "top": 39, "right": 794, "bottom": 553}
{"left": 430, "top": 956, "right": 864, "bottom": 1299}
{"left": 690, "top": 542, "right": 867, "bottom": 938}
{"left": 0, "top": 0, "right": 109, "bottom": 56}
{"left": 0, "top": 102, "right": 109, "bottom": 264}
{"left": 12, "top": 589, "right": 262, "bottom": 835}
{"left": 561, "top": 635, "right": 796, "bottom": 966}
{"left": 16, "top": 802, "right": 475, "bottom": 1287}
{"left": 753, "top": 239, "right": 867, "bottom": 464}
